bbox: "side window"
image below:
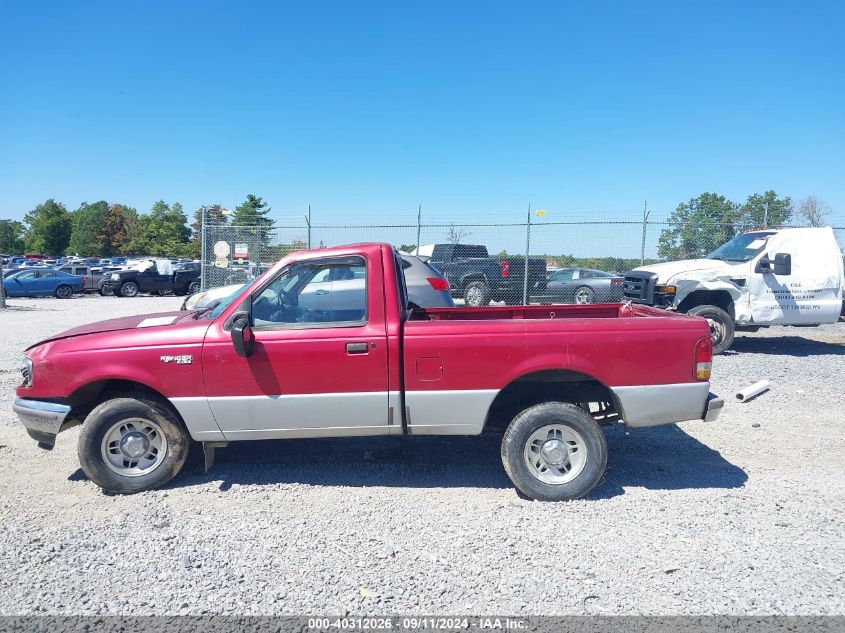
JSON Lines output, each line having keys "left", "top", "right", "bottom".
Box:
{"left": 17, "top": 271, "right": 36, "bottom": 280}
{"left": 41, "top": 271, "right": 56, "bottom": 279}
{"left": 253, "top": 258, "right": 367, "bottom": 327}
{"left": 571, "top": 270, "right": 581, "bottom": 280}
{"left": 553, "top": 270, "right": 574, "bottom": 281}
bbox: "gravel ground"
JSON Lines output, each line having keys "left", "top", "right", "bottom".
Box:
{"left": 0, "top": 294, "right": 843, "bottom": 616}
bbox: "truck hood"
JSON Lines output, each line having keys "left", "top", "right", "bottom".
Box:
{"left": 26, "top": 311, "right": 194, "bottom": 349}
{"left": 634, "top": 259, "right": 734, "bottom": 283}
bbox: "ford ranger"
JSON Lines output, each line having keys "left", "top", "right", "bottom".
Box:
{"left": 14, "top": 243, "right": 722, "bottom": 501}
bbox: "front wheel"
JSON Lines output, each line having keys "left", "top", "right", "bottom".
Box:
{"left": 687, "top": 304, "right": 735, "bottom": 354}
{"left": 55, "top": 284, "right": 73, "bottom": 299}
{"left": 501, "top": 402, "right": 607, "bottom": 501}
{"left": 188, "top": 281, "right": 201, "bottom": 295}
{"left": 120, "top": 281, "right": 140, "bottom": 297}
{"left": 77, "top": 397, "right": 190, "bottom": 494}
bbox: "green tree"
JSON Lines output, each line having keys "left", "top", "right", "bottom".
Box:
{"left": 128, "top": 201, "right": 191, "bottom": 257}
{"left": 738, "top": 191, "right": 793, "bottom": 229}
{"left": 99, "top": 204, "right": 136, "bottom": 256}
{"left": 231, "top": 195, "right": 273, "bottom": 229}
{"left": 0, "top": 219, "right": 26, "bottom": 253}
{"left": 67, "top": 200, "right": 109, "bottom": 255}
{"left": 657, "top": 193, "right": 739, "bottom": 260}
{"left": 23, "top": 199, "right": 72, "bottom": 255}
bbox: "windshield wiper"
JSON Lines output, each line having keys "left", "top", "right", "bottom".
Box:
{"left": 191, "top": 306, "right": 215, "bottom": 319}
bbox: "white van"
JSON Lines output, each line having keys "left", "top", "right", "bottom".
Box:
{"left": 624, "top": 227, "right": 844, "bottom": 353}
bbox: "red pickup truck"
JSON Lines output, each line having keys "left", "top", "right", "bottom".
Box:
{"left": 14, "top": 243, "right": 723, "bottom": 501}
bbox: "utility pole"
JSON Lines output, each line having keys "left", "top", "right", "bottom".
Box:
{"left": 523, "top": 203, "right": 531, "bottom": 305}
{"left": 640, "top": 200, "right": 650, "bottom": 266}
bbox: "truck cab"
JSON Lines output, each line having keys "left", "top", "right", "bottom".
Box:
{"left": 624, "top": 227, "right": 845, "bottom": 353}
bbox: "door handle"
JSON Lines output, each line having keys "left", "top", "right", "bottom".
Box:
{"left": 315, "top": 289, "right": 329, "bottom": 295}
{"left": 346, "top": 342, "right": 369, "bottom": 354}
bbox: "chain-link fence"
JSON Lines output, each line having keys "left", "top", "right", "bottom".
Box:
{"left": 201, "top": 212, "right": 845, "bottom": 306}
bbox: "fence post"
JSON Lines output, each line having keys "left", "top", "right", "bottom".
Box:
{"left": 200, "top": 205, "right": 208, "bottom": 291}
{"left": 416, "top": 204, "right": 422, "bottom": 253}
{"left": 640, "top": 200, "right": 649, "bottom": 266}
{"left": 0, "top": 255, "right": 6, "bottom": 310}
{"left": 306, "top": 205, "right": 312, "bottom": 249}
{"left": 523, "top": 203, "right": 531, "bottom": 304}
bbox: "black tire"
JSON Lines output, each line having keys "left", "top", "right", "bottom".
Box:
{"left": 55, "top": 284, "right": 73, "bottom": 299}
{"left": 188, "top": 281, "right": 201, "bottom": 295}
{"left": 501, "top": 402, "right": 607, "bottom": 501}
{"left": 463, "top": 280, "right": 491, "bottom": 307}
{"left": 573, "top": 286, "right": 594, "bottom": 305}
{"left": 120, "top": 281, "right": 140, "bottom": 297}
{"left": 99, "top": 284, "right": 114, "bottom": 296}
{"left": 77, "top": 397, "right": 190, "bottom": 494}
{"left": 688, "top": 304, "right": 735, "bottom": 354}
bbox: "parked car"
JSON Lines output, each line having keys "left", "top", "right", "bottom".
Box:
{"left": 14, "top": 243, "right": 721, "bottom": 501}
{"left": 625, "top": 227, "right": 845, "bottom": 353}
{"left": 101, "top": 259, "right": 201, "bottom": 297}
{"left": 59, "top": 264, "right": 123, "bottom": 294}
{"left": 415, "top": 243, "right": 547, "bottom": 306}
{"left": 532, "top": 268, "right": 624, "bottom": 304}
{"left": 3, "top": 269, "right": 84, "bottom": 298}
{"left": 181, "top": 283, "right": 248, "bottom": 311}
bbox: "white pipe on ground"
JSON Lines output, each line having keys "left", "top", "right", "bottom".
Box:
{"left": 736, "top": 380, "right": 771, "bottom": 402}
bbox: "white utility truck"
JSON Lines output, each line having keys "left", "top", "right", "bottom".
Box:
{"left": 624, "top": 227, "right": 844, "bottom": 353}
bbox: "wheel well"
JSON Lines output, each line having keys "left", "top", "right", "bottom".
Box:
{"left": 483, "top": 370, "right": 620, "bottom": 433}
{"left": 460, "top": 274, "right": 486, "bottom": 290}
{"left": 66, "top": 379, "right": 182, "bottom": 426}
{"left": 677, "top": 290, "right": 735, "bottom": 317}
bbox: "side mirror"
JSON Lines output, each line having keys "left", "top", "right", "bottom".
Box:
{"left": 772, "top": 253, "right": 792, "bottom": 276}
{"left": 231, "top": 316, "right": 254, "bottom": 358}
{"left": 756, "top": 252, "right": 791, "bottom": 275}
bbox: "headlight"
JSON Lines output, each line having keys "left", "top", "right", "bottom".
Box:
{"left": 111, "top": 273, "right": 120, "bottom": 280}
{"left": 655, "top": 285, "right": 676, "bottom": 294}
{"left": 20, "top": 356, "right": 33, "bottom": 387}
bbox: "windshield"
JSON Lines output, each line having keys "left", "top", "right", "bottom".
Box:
{"left": 208, "top": 284, "right": 250, "bottom": 319}
{"left": 707, "top": 231, "right": 776, "bottom": 262}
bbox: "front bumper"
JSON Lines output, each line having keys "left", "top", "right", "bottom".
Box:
{"left": 13, "top": 397, "right": 71, "bottom": 449}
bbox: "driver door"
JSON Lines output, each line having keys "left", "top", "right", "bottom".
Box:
{"left": 201, "top": 254, "right": 390, "bottom": 440}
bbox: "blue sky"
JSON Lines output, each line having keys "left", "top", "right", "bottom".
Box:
{"left": 1, "top": 0, "right": 843, "bottom": 230}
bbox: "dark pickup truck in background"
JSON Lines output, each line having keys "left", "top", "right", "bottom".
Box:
{"left": 101, "top": 260, "right": 201, "bottom": 297}
{"left": 416, "top": 243, "right": 547, "bottom": 306}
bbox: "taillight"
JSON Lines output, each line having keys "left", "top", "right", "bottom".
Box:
{"left": 500, "top": 260, "right": 510, "bottom": 278}
{"left": 610, "top": 278, "right": 623, "bottom": 286}
{"left": 694, "top": 336, "right": 712, "bottom": 381}
{"left": 427, "top": 277, "right": 449, "bottom": 291}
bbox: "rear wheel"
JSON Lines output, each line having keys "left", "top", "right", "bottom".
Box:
{"left": 188, "top": 281, "right": 201, "bottom": 295}
{"left": 501, "top": 402, "right": 607, "bottom": 501}
{"left": 573, "top": 286, "right": 594, "bottom": 304}
{"left": 55, "top": 284, "right": 73, "bottom": 299}
{"left": 120, "top": 281, "right": 140, "bottom": 297}
{"left": 77, "top": 397, "right": 190, "bottom": 494}
{"left": 463, "top": 281, "right": 491, "bottom": 307}
{"left": 687, "top": 304, "right": 734, "bottom": 354}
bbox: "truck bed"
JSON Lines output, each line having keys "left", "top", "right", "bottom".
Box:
{"left": 410, "top": 302, "right": 680, "bottom": 321}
